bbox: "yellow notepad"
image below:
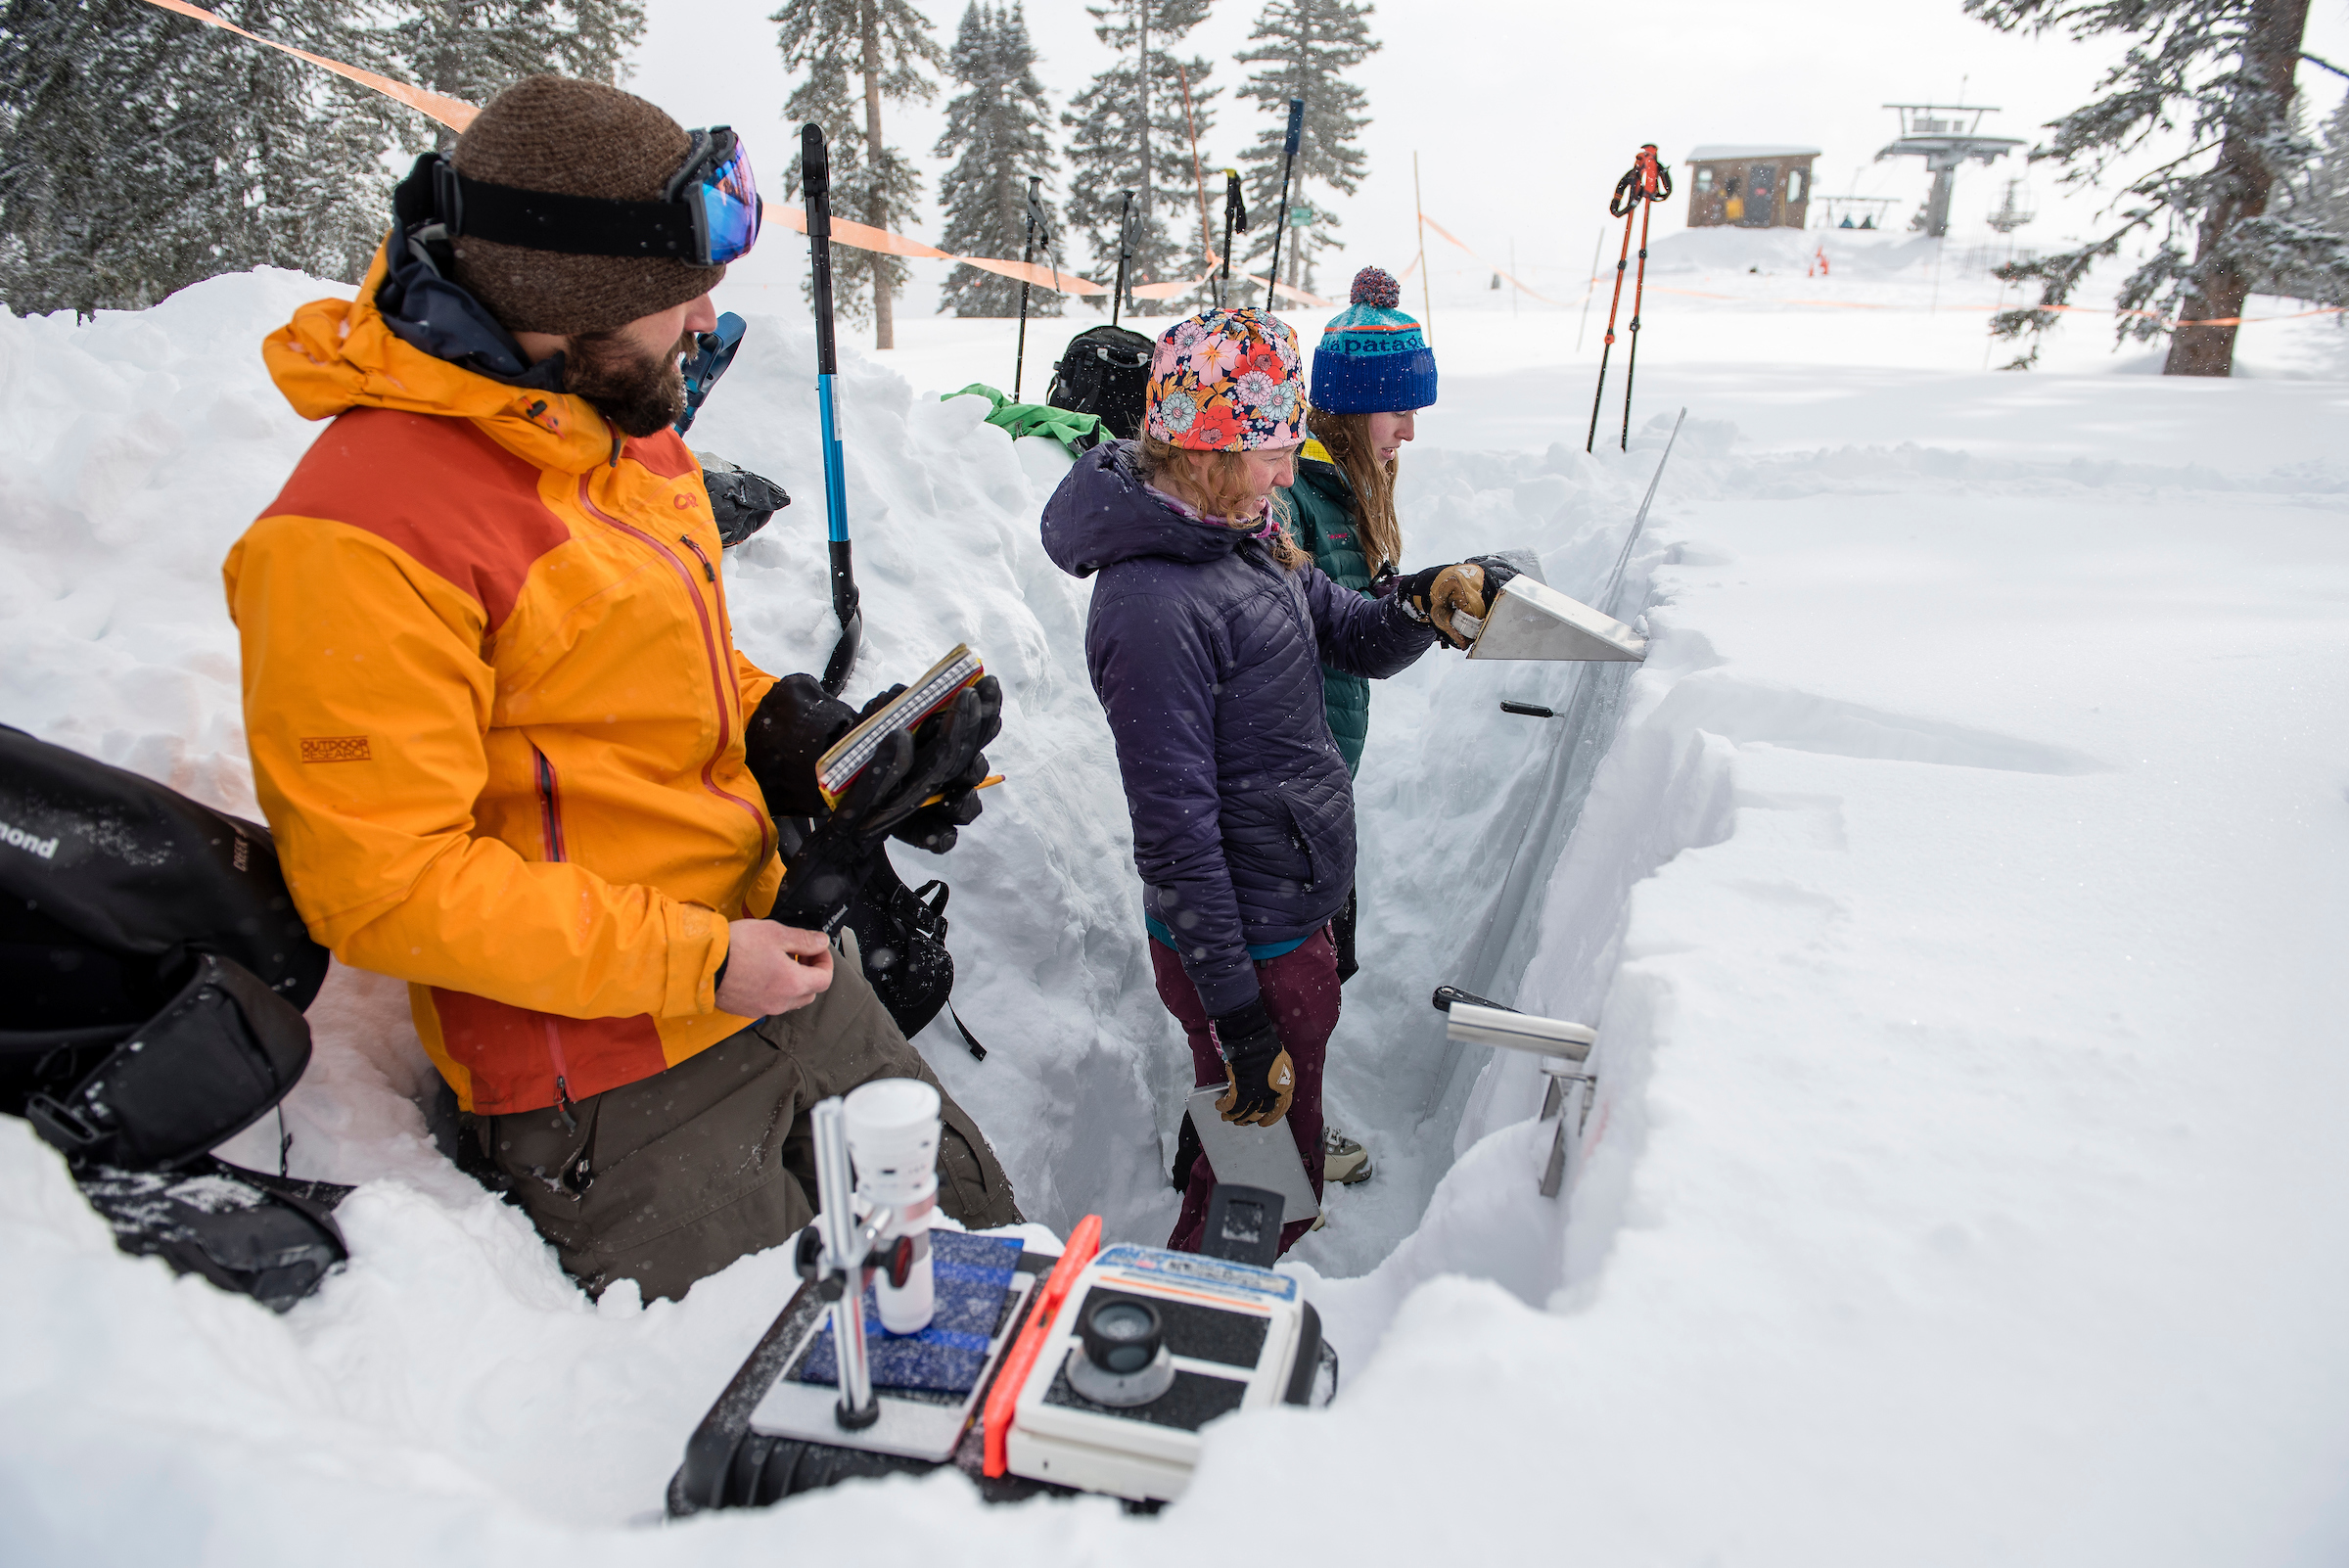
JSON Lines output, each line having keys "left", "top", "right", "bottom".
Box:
{"left": 814, "top": 645, "right": 985, "bottom": 807}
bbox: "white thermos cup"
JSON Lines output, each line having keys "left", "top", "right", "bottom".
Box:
{"left": 841, "top": 1078, "right": 942, "bottom": 1335}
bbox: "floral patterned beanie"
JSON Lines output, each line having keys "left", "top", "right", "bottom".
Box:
{"left": 1142, "top": 307, "right": 1307, "bottom": 451}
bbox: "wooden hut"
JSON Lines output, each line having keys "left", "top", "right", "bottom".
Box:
{"left": 1683, "top": 146, "right": 1819, "bottom": 229}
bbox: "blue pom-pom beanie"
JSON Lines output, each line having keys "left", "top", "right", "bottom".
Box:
{"left": 1309, "top": 266, "right": 1438, "bottom": 413}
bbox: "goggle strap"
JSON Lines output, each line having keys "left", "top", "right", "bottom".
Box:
{"left": 445, "top": 168, "right": 714, "bottom": 264}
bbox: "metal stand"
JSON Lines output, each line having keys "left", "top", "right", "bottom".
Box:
{"left": 808, "top": 1097, "right": 903, "bottom": 1430}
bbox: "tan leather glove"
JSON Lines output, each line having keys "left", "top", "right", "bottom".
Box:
{"left": 1401, "top": 557, "right": 1520, "bottom": 649}
{"left": 1211, "top": 999, "right": 1297, "bottom": 1126}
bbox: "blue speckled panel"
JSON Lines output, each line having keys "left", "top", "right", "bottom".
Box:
{"left": 795, "top": 1230, "right": 1023, "bottom": 1396}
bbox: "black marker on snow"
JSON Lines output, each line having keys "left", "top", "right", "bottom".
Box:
{"left": 802, "top": 122, "right": 860, "bottom": 697}
{"left": 1264, "top": 99, "right": 1305, "bottom": 312}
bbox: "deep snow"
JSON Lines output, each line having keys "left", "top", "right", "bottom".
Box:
{"left": 3, "top": 234, "right": 2347, "bottom": 1564}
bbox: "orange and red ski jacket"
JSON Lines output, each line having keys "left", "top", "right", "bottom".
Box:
{"left": 224, "top": 247, "right": 783, "bottom": 1116}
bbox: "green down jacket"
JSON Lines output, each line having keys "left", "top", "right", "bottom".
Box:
{"left": 1285, "top": 440, "right": 1377, "bottom": 775}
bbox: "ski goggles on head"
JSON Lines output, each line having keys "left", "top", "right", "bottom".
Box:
{"left": 665, "top": 127, "right": 762, "bottom": 266}
{"left": 394, "top": 125, "right": 763, "bottom": 269}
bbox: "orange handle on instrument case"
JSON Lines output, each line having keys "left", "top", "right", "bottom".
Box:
{"left": 982, "top": 1213, "right": 1103, "bottom": 1477}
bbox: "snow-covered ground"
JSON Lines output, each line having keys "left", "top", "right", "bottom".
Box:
{"left": 4, "top": 230, "right": 2347, "bottom": 1564}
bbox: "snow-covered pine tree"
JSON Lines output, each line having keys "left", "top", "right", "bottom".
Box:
{"left": 390, "top": 0, "right": 648, "bottom": 153}
{"left": 0, "top": 0, "right": 396, "bottom": 318}
{"left": 2296, "top": 90, "right": 2349, "bottom": 238}
{"left": 774, "top": 0, "right": 942, "bottom": 347}
{"left": 1062, "top": 0, "right": 1215, "bottom": 315}
{"left": 1967, "top": 0, "right": 2348, "bottom": 375}
{"left": 933, "top": 3, "right": 1063, "bottom": 317}
{"left": 1234, "top": 0, "right": 1376, "bottom": 299}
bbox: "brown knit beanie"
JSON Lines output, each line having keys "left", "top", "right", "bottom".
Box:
{"left": 451, "top": 75, "right": 726, "bottom": 336}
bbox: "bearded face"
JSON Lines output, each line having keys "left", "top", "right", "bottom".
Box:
{"left": 565, "top": 328, "right": 694, "bottom": 438}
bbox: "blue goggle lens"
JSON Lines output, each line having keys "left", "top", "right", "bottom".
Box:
{"left": 696, "top": 143, "right": 760, "bottom": 265}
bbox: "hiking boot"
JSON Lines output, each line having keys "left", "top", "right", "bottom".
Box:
{"left": 1323, "top": 1128, "right": 1372, "bottom": 1185}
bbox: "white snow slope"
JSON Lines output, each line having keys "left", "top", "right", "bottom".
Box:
{"left": 3, "top": 259, "right": 2347, "bottom": 1566}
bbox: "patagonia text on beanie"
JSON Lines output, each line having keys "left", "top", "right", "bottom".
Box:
{"left": 1308, "top": 266, "right": 1438, "bottom": 415}
{"left": 450, "top": 75, "right": 724, "bottom": 337}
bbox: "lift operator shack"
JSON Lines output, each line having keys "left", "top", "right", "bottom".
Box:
{"left": 668, "top": 1082, "right": 1335, "bottom": 1514}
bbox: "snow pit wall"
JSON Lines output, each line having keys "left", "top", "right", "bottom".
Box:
{"left": 0, "top": 268, "right": 1692, "bottom": 1276}
{"left": 0, "top": 270, "right": 1734, "bottom": 1552}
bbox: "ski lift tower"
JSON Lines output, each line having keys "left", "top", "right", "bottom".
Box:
{"left": 1985, "top": 176, "right": 2037, "bottom": 234}
{"left": 1875, "top": 105, "right": 2024, "bottom": 237}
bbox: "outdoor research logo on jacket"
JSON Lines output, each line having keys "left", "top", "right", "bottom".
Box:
{"left": 223, "top": 244, "right": 782, "bottom": 1116}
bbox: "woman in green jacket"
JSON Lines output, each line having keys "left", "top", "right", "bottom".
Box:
{"left": 1282, "top": 266, "right": 1439, "bottom": 1188}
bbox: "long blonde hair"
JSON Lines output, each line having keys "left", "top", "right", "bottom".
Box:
{"left": 1135, "top": 437, "right": 1311, "bottom": 570}
{"left": 1303, "top": 405, "right": 1402, "bottom": 575}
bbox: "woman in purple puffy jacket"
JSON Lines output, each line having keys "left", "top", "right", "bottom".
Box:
{"left": 1040, "top": 307, "right": 1512, "bottom": 1256}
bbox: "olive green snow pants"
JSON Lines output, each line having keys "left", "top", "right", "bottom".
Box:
{"left": 477, "top": 939, "right": 1021, "bottom": 1303}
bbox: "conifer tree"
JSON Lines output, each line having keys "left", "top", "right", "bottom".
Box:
{"left": 2296, "top": 91, "right": 2349, "bottom": 238}
{"left": 934, "top": 3, "right": 1063, "bottom": 317}
{"left": 1062, "top": 0, "right": 1215, "bottom": 315}
{"left": 390, "top": 0, "right": 648, "bottom": 153}
{"left": 0, "top": 0, "right": 396, "bottom": 318}
{"left": 775, "top": 0, "right": 942, "bottom": 347}
{"left": 1967, "top": 0, "right": 2348, "bottom": 375}
{"left": 1234, "top": 0, "right": 1377, "bottom": 299}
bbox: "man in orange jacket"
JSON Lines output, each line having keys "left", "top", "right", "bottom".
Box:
{"left": 224, "top": 76, "right": 1020, "bottom": 1302}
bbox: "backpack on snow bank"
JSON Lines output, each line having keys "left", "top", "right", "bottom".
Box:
{"left": 1046, "top": 325, "right": 1154, "bottom": 445}
{"left": 0, "top": 725, "right": 348, "bottom": 1308}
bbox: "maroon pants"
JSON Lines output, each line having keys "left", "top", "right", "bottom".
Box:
{"left": 1152, "top": 927, "right": 1341, "bottom": 1257}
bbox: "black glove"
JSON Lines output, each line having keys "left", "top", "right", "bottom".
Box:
{"left": 888, "top": 674, "right": 1002, "bottom": 853}
{"left": 766, "top": 684, "right": 995, "bottom": 932}
{"left": 745, "top": 674, "right": 1003, "bottom": 853}
{"left": 745, "top": 673, "right": 855, "bottom": 819}
{"left": 699, "top": 456, "right": 791, "bottom": 548}
{"left": 1211, "top": 997, "right": 1297, "bottom": 1127}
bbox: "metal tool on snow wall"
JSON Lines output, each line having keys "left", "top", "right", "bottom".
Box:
{"left": 1436, "top": 990, "right": 1600, "bottom": 1199}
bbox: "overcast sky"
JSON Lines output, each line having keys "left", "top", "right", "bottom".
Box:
{"left": 619, "top": 0, "right": 2349, "bottom": 312}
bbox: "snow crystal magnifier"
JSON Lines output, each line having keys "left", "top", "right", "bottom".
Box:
{"left": 392, "top": 125, "right": 762, "bottom": 268}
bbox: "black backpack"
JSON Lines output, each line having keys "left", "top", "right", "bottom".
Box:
{"left": 1, "top": 725, "right": 348, "bottom": 1308}
{"left": 1045, "top": 325, "right": 1155, "bottom": 443}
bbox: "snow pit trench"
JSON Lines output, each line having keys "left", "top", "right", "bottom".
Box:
{"left": 2, "top": 274, "right": 1684, "bottom": 1516}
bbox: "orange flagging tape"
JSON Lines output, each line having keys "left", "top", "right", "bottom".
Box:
{"left": 133, "top": 0, "right": 1108, "bottom": 293}
{"left": 1417, "top": 214, "right": 1571, "bottom": 307}
{"left": 142, "top": 0, "right": 477, "bottom": 129}
{"left": 765, "top": 205, "right": 1105, "bottom": 293}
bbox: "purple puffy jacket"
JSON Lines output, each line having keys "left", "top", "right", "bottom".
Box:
{"left": 1041, "top": 442, "right": 1440, "bottom": 1016}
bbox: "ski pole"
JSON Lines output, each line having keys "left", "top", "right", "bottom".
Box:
{"left": 1221, "top": 169, "right": 1246, "bottom": 310}
{"left": 1264, "top": 97, "right": 1304, "bottom": 311}
{"left": 1110, "top": 189, "right": 1133, "bottom": 327}
{"left": 1617, "top": 146, "right": 1672, "bottom": 452}
{"left": 1014, "top": 175, "right": 1040, "bottom": 400}
{"left": 1585, "top": 145, "right": 1671, "bottom": 453}
{"left": 803, "top": 123, "right": 860, "bottom": 696}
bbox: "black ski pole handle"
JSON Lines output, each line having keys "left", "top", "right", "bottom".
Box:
{"left": 1609, "top": 167, "right": 1640, "bottom": 218}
